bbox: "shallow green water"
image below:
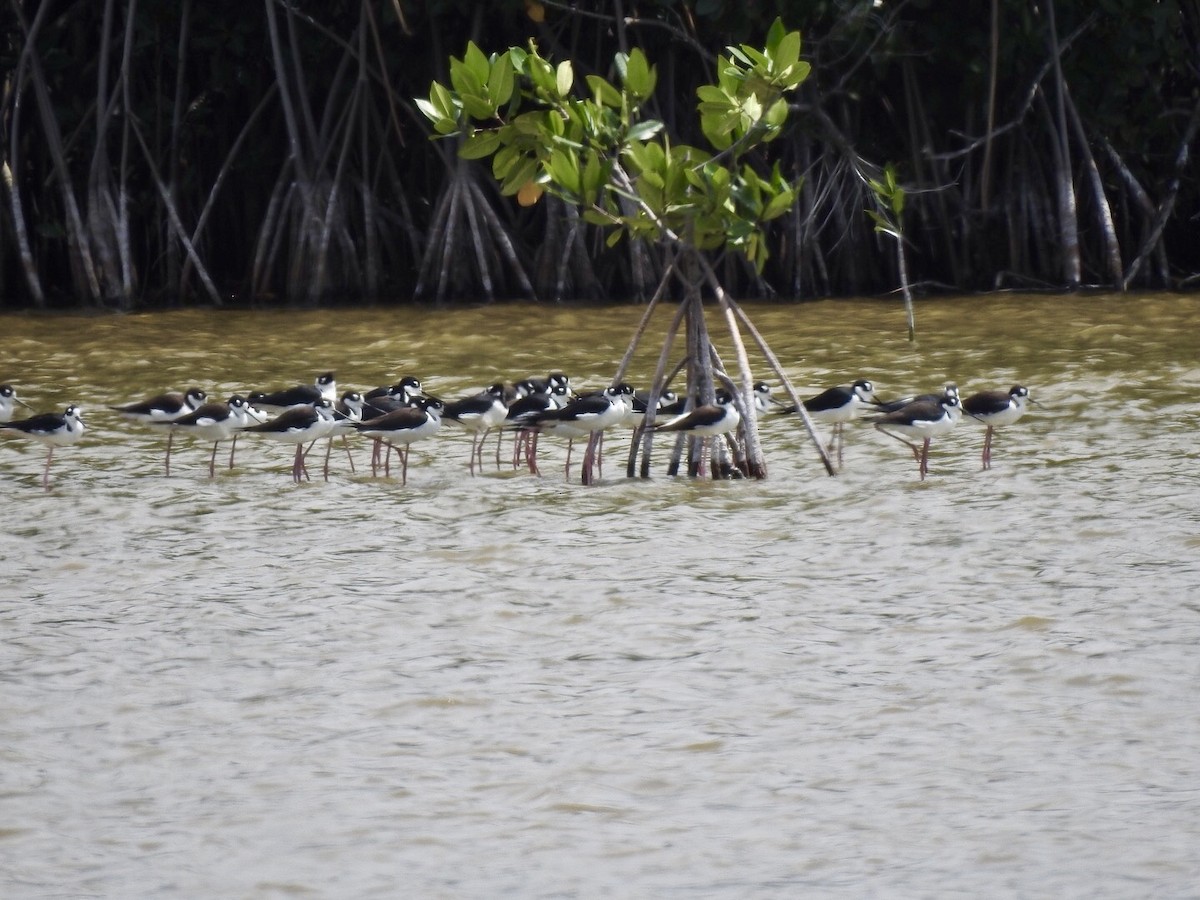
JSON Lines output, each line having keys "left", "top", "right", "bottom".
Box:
{"left": 2, "top": 294, "right": 1199, "bottom": 897}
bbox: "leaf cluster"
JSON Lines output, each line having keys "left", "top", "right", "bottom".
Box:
{"left": 866, "top": 163, "right": 905, "bottom": 241}
{"left": 416, "top": 18, "right": 811, "bottom": 272}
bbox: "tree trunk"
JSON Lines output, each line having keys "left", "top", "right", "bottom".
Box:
{"left": 1043, "top": 0, "right": 1081, "bottom": 287}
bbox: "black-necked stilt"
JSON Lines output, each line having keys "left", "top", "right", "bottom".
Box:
{"left": 241, "top": 398, "right": 336, "bottom": 482}
{"left": 1, "top": 404, "right": 86, "bottom": 489}
{"left": 110, "top": 387, "right": 207, "bottom": 424}
{"left": 515, "top": 371, "right": 571, "bottom": 399}
{"left": 529, "top": 383, "right": 634, "bottom": 482}
{"left": 1, "top": 384, "right": 33, "bottom": 424}
{"left": 633, "top": 388, "right": 680, "bottom": 419}
{"left": 654, "top": 392, "right": 742, "bottom": 437}
{"left": 504, "top": 383, "right": 571, "bottom": 424}
{"left": 502, "top": 383, "right": 570, "bottom": 470}
{"left": 111, "top": 387, "right": 207, "bottom": 475}
{"left": 656, "top": 390, "right": 686, "bottom": 417}
{"left": 353, "top": 396, "right": 444, "bottom": 483}
{"left": 870, "top": 394, "right": 961, "bottom": 481}
{"left": 317, "top": 391, "right": 367, "bottom": 478}
{"left": 249, "top": 372, "right": 337, "bottom": 413}
{"left": 652, "top": 391, "right": 741, "bottom": 477}
{"left": 963, "top": 385, "right": 1035, "bottom": 470}
{"left": 443, "top": 385, "right": 508, "bottom": 475}
{"left": 752, "top": 381, "right": 780, "bottom": 413}
{"left": 332, "top": 391, "right": 367, "bottom": 426}
{"left": 361, "top": 378, "right": 424, "bottom": 420}
{"left": 172, "top": 395, "right": 259, "bottom": 477}
{"left": 781, "top": 379, "right": 878, "bottom": 467}
{"left": 365, "top": 375, "right": 423, "bottom": 403}
{"left": 793, "top": 379, "right": 878, "bottom": 419}
{"left": 615, "top": 385, "right": 652, "bottom": 429}
{"left": 875, "top": 381, "right": 959, "bottom": 414}
{"left": 359, "top": 382, "right": 428, "bottom": 473}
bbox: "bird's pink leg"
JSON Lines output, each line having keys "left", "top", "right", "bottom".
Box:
{"left": 581, "top": 433, "right": 599, "bottom": 485}
{"left": 526, "top": 431, "right": 541, "bottom": 476}
{"left": 371, "top": 438, "right": 383, "bottom": 477}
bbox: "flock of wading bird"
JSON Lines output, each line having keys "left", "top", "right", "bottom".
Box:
{"left": 0, "top": 370, "right": 1038, "bottom": 490}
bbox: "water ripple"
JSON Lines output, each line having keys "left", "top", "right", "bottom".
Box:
{"left": 3, "top": 295, "right": 1200, "bottom": 897}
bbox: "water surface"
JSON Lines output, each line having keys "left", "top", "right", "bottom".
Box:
{"left": 2, "top": 294, "right": 1199, "bottom": 897}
